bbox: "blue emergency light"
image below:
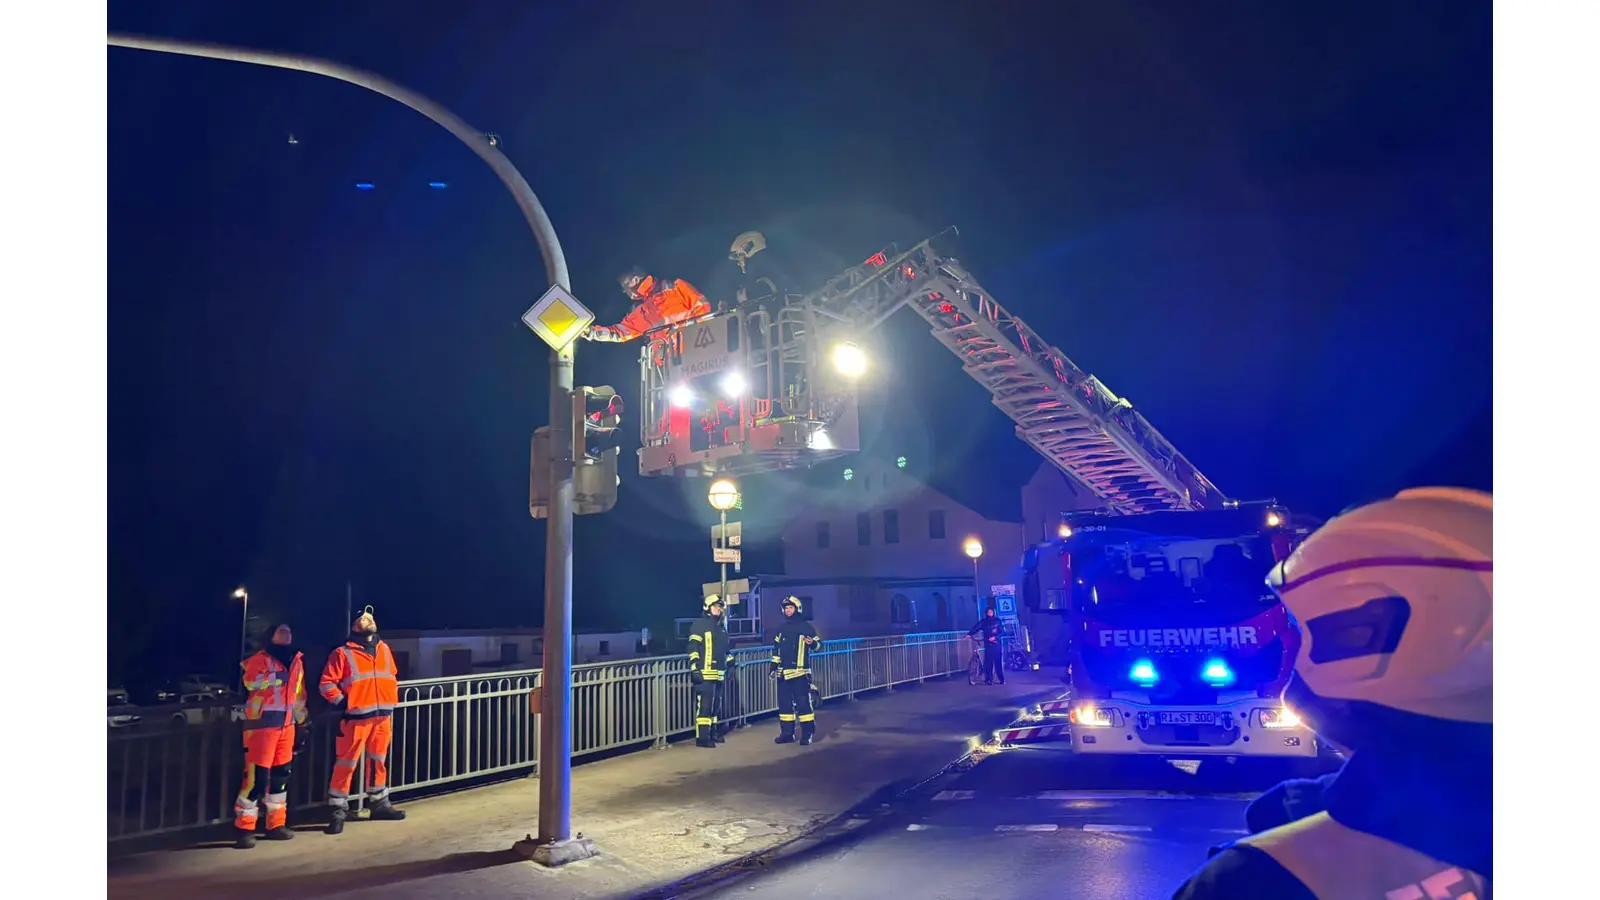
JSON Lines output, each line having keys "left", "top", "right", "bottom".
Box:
{"left": 1129, "top": 659, "right": 1158, "bottom": 686}
{"left": 1201, "top": 658, "right": 1235, "bottom": 685}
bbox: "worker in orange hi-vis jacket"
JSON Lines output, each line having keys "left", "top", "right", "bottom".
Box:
{"left": 234, "top": 621, "right": 309, "bottom": 849}
{"left": 319, "top": 606, "right": 406, "bottom": 834}
{"left": 582, "top": 269, "right": 711, "bottom": 343}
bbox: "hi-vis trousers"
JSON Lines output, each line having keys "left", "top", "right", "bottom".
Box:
{"left": 693, "top": 680, "right": 723, "bottom": 742}
{"left": 328, "top": 716, "right": 393, "bottom": 809}
{"left": 776, "top": 676, "right": 815, "bottom": 739}
{"left": 236, "top": 724, "right": 296, "bottom": 831}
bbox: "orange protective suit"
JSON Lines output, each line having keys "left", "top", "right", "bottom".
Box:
{"left": 585, "top": 275, "right": 710, "bottom": 342}
{"left": 319, "top": 638, "right": 400, "bottom": 811}
{"left": 235, "top": 648, "right": 307, "bottom": 833}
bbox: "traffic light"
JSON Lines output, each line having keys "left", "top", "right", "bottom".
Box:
{"left": 571, "top": 386, "right": 623, "bottom": 515}
{"left": 574, "top": 386, "right": 624, "bottom": 462}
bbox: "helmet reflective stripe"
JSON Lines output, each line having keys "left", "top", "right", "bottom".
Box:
{"left": 1275, "top": 556, "right": 1492, "bottom": 595}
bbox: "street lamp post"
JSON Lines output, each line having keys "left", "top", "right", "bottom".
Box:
{"left": 107, "top": 33, "right": 593, "bottom": 866}
{"left": 963, "top": 537, "right": 984, "bottom": 608}
{"left": 232, "top": 587, "right": 249, "bottom": 669}
{"left": 708, "top": 478, "right": 741, "bottom": 607}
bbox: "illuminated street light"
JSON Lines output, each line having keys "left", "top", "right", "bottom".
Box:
{"left": 719, "top": 371, "right": 747, "bottom": 397}
{"left": 963, "top": 538, "right": 984, "bottom": 607}
{"left": 232, "top": 586, "right": 250, "bottom": 669}
{"left": 669, "top": 384, "right": 695, "bottom": 408}
{"left": 1265, "top": 510, "right": 1283, "bottom": 528}
{"left": 1058, "top": 523, "right": 1072, "bottom": 539}
{"left": 831, "top": 342, "right": 868, "bottom": 378}
{"left": 708, "top": 478, "right": 740, "bottom": 512}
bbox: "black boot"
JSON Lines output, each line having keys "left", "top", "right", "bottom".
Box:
{"left": 368, "top": 801, "right": 406, "bottom": 821}
{"left": 234, "top": 830, "right": 256, "bottom": 850}
{"left": 713, "top": 729, "right": 727, "bottom": 744}
{"left": 326, "top": 808, "right": 346, "bottom": 835}
{"left": 264, "top": 826, "right": 294, "bottom": 841}
{"left": 775, "top": 730, "right": 796, "bottom": 744}
{"left": 798, "top": 726, "right": 815, "bottom": 746}
{"left": 696, "top": 736, "right": 717, "bottom": 748}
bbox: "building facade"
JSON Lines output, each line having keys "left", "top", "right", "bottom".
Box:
{"left": 383, "top": 627, "right": 648, "bottom": 681}
{"left": 768, "top": 457, "right": 1028, "bottom": 640}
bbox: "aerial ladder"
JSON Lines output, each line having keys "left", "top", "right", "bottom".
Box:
{"left": 637, "top": 231, "right": 1228, "bottom": 515}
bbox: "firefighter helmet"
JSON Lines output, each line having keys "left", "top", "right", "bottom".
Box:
{"left": 781, "top": 595, "right": 802, "bottom": 613}
{"left": 1267, "top": 487, "right": 1492, "bottom": 725}
{"left": 703, "top": 594, "right": 723, "bottom": 612}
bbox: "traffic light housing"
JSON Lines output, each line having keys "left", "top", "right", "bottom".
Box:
{"left": 572, "top": 386, "right": 623, "bottom": 515}
{"left": 575, "top": 386, "right": 624, "bottom": 463}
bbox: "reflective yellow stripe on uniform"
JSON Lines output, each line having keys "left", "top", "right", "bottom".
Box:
{"left": 1238, "top": 811, "right": 1490, "bottom": 900}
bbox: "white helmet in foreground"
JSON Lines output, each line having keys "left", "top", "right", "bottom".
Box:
{"left": 1267, "top": 487, "right": 1492, "bottom": 731}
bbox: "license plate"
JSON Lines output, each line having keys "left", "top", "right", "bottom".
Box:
{"left": 1157, "top": 711, "right": 1217, "bottom": 726}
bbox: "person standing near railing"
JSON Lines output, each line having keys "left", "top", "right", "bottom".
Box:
{"left": 769, "top": 596, "right": 821, "bottom": 746}
{"left": 233, "top": 621, "right": 308, "bottom": 849}
{"left": 319, "top": 606, "right": 406, "bottom": 834}
{"left": 687, "top": 595, "right": 735, "bottom": 748}
{"left": 966, "top": 606, "right": 1007, "bottom": 685}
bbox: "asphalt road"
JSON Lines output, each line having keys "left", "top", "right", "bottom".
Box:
{"left": 688, "top": 742, "right": 1340, "bottom": 900}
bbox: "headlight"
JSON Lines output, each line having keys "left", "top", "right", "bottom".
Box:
{"left": 1070, "top": 705, "right": 1115, "bottom": 727}
{"left": 668, "top": 384, "right": 695, "bottom": 408}
{"left": 1259, "top": 707, "right": 1302, "bottom": 729}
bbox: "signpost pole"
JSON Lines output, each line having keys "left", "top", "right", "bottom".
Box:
{"left": 105, "top": 31, "right": 595, "bottom": 867}
{"left": 719, "top": 508, "right": 729, "bottom": 606}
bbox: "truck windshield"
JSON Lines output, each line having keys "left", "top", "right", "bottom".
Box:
{"left": 1072, "top": 534, "right": 1277, "bottom": 616}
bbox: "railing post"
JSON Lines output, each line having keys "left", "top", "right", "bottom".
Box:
{"left": 652, "top": 660, "right": 668, "bottom": 749}
{"left": 884, "top": 637, "right": 895, "bottom": 692}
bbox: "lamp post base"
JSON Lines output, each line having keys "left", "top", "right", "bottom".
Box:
{"left": 514, "top": 833, "right": 599, "bottom": 868}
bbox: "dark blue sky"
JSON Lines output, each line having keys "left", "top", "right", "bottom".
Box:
{"left": 107, "top": 1, "right": 1491, "bottom": 680}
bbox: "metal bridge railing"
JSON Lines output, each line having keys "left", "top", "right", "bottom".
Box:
{"left": 108, "top": 630, "right": 972, "bottom": 844}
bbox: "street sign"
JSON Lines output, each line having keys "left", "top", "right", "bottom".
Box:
{"left": 713, "top": 548, "right": 742, "bottom": 564}
{"left": 521, "top": 284, "right": 595, "bottom": 351}
{"left": 712, "top": 521, "right": 743, "bottom": 548}
{"left": 703, "top": 578, "right": 750, "bottom": 604}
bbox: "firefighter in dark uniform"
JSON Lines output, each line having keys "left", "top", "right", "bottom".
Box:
{"left": 687, "top": 594, "right": 735, "bottom": 749}
{"left": 966, "top": 606, "right": 1006, "bottom": 685}
{"left": 1172, "top": 488, "right": 1492, "bottom": 900}
{"left": 769, "top": 595, "right": 821, "bottom": 745}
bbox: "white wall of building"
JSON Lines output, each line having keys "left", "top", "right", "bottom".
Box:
{"left": 1021, "top": 462, "right": 1104, "bottom": 544}
{"left": 771, "top": 458, "right": 1027, "bottom": 638}
{"left": 384, "top": 628, "right": 645, "bottom": 680}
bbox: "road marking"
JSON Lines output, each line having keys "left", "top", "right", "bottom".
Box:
{"left": 906, "top": 823, "right": 933, "bottom": 831}
{"left": 932, "top": 790, "right": 975, "bottom": 801}
{"left": 1083, "top": 823, "right": 1153, "bottom": 833}
{"left": 996, "top": 824, "right": 1059, "bottom": 832}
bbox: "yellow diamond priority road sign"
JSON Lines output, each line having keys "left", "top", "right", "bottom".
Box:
{"left": 522, "top": 284, "right": 595, "bottom": 351}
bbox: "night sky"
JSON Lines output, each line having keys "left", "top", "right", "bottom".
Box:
{"left": 107, "top": 2, "right": 1491, "bottom": 683}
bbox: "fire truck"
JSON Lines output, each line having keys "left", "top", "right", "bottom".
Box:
{"left": 631, "top": 230, "right": 1314, "bottom": 758}
{"left": 1003, "top": 504, "right": 1319, "bottom": 759}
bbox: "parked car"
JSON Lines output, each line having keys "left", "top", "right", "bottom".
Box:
{"left": 177, "top": 674, "right": 231, "bottom": 697}
{"left": 139, "top": 679, "right": 182, "bottom": 705}
{"left": 107, "top": 688, "right": 142, "bottom": 729}
{"left": 166, "top": 692, "right": 246, "bottom": 727}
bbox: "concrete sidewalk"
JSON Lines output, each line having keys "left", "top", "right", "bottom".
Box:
{"left": 108, "top": 674, "right": 1059, "bottom": 900}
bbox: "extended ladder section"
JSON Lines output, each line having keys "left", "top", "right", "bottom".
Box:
{"left": 800, "top": 237, "right": 1228, "bottom": 514}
